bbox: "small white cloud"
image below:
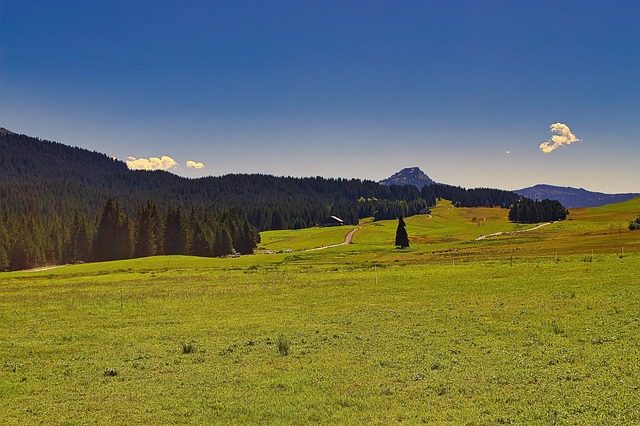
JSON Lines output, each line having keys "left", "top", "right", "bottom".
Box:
{"left": 126, "top": 155, "right": 178, "bottom": 171}
{"left": 505, "top": 150, "right": 511, "bottom": 155}
{"left": 539, "top": 123, "right": 581, "bottom": 154}
{"left": 186, "top": 160, "right": 205, "bottom": 170}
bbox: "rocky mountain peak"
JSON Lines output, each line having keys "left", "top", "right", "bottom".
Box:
{"left": 379, "top": 167, "right": 435, "bottom": 189}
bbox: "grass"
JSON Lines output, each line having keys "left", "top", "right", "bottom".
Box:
{"left": 259, "top": 225, "right": 356, "bottom": 252}
{"left": 1, "top": 198, "right": 640, "bottom": 424}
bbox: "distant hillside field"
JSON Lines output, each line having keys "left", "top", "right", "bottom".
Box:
{"left": 260, "top": 197, "right": 640, "bottom": 263}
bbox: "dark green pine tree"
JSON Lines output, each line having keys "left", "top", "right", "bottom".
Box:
{"left": 93, "top": 198, "right": 131, "bottom": 261}
{"left": 0, "top": 243, "right": 9, "bottom": 271}
{"left": 134, "top": 201, "right": 159, "bottom": 258}
{"left": 212, "top": 224, "right": 233, "bottom": 257}
{"left": 395, "top": 216, "right": 410, "bottom": 249}
{"left": 10, "top": 218, "right": 38, "bottom": 270}
{"left": 163, "top": 206, "right": 188, "bottom": 255}
{"left": 0, "top": 217, "right": 10, "bottom": 270}
{"left": 191, "top": 220, "right": 212, "bottom": 257}
{"left": 270, "top": 210, "right": 284, "bottom": 230}
{"left": 236, "top": 220, "right": 259, "bottom": 255}
{"left": 61, "top": 220, "right": 75, "bottom": 264}
{"left": 74, "top": 217, "right": 93, "bottom": 262}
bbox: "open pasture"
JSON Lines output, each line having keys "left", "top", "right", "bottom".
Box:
{"left": 1, "top": 199, "right": 639, "bottom": 424}
{"left": 350, "top": 199, "right": 640, "bottom": 264}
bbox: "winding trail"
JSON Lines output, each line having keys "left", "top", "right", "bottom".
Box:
{"left": 305, "top": 226, "right": 361, "bottom": 252}
{"left": 475, "top": 222, "right": 553, "bottom": 241}
{"left": 24, "top": 265, "right": 66, "bottom": 272}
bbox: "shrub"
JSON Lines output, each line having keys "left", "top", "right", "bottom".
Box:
{"left": 182, "top": 342, "right": 195, "bottom": 354}
{"left": 276, "top": 335, "right": 291, "bottom": 356}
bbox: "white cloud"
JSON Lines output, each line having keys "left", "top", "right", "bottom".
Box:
{"left": 539, "top": 123, "right": 581, "bottom": 154}
{"left": 126, "top": 155, "right": 178, "bottom": 171}
{"left": 186, "top": 160, "right": 205, "bottom": 170}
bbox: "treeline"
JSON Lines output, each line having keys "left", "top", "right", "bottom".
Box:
{"left": 0, "top": 132, "right": 424, "bottom": 232}
{"left": 357, "top": 196, "right": 430, "bottom": 221}
{"left": 1, "top": 130, "right": 558, "bottom": 270}
{"left": 1, "top": 198, "right": 259, "bottom": 271}
{"left": 420, "top": 184, "right": 520, "bottom": 208}
{"left": 508, "top": 198, "right": 568, "bottom": 223}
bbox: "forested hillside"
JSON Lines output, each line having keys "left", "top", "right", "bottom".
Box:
{"left": 0, "top": 129, "right": 539, "bottom": 270}
{"left": 0, "top": 130, "right": 425, "bottom": 269}
{"left": 421, "top": 184, "right": 519, "bottom": 209}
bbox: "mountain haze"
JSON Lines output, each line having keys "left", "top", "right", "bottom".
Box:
{"left": 380, "top": 167, "right": 637, "bottom": 209}
{"left": 514, "top": 184, "right": 639, "bottom": 208}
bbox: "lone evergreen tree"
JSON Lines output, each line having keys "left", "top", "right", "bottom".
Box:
{"left": 395, "top": 216, "right": 410, "bottom": 249}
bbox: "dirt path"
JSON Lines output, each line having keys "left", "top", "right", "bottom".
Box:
{"left": 24, "top": 265, "right": 66, "bottom": 272}
{"left": 305, "top": 226, "right": 361, "bottom": 252}
{"left": 475, "top": 222, "right": 553, "bottom": 241}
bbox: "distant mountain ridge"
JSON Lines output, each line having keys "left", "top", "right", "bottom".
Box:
{"left": 380, "top": 167, "right": 638, "bottom": 208}
{"left": 514, "top": 184, "right": 639, "bottom": 208}
{"left": 379, "top": 167, "right": 435, "bottom": 188}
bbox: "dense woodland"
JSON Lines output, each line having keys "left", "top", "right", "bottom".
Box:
{"left": 421, "top": 184, "right": 520, "bottom": 209}
{"left": 507, "top": 198, "right": 568, "bottom": 223}
{"left": 0, "top": 130, "right": 552, "bottom": 270}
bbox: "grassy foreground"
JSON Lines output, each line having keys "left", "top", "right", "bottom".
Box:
{"left": 1, "top": 254, "right": 639, "bottom": 424}
{"left": 2, "top": 199, "right": 640, "bottom": 424}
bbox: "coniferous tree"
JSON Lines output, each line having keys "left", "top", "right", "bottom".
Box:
{"left": 93, "top": 198, "right": 118, "bottom": 261}
{"left": 10, "top": 218, "right": 38, "bottom": 270}
{"left": 134, "top": 201, "right": 159, "bottom": 258}
{"left": 191, "top": 220, "right": 212, "bottom": 257}
{"left": 163, "top": 206, "right": 188, "bottom": 255}
{"left": 93, "top": 198, "right": 131, "bottom": 261}
{"left": 0, "top": 217, "right": 10, "bottom": 270}
{"left": 0, "top": 243, "right": 9, "bottom": 271}
{"left": 270, "top": 210, "right": 284, "bottom": 230}
{"left": 237, "top": 220, "right": 259, "bottom": 254}
{"left": 508, "top": 198, "right": 567, "bottom": 223}
{"left": 212, "top": 224, "right": 233, "bottom": 257}
{"left": 395, "top": 216, "right": 410, "bottom": 249}
{"left": 75, "top": 217, "right": 93, "bottom": 262}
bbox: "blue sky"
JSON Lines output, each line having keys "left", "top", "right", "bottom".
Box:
{"left": 1, "top": 0, "right": 639, "bottom": 193}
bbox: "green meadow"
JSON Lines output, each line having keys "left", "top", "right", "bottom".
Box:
{"left": 2, "top": 199, "right": 639, "bottom": 424}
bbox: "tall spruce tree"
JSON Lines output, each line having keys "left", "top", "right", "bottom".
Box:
{"left": 134, "top": 201, "right": 159, "bottom": 258}
{"left": 10, "top": 218, "right": 37, "bottom": 270}
{"left": 395, "top": 216, "right": 410, "bottom": 249}
{"left": 212, "top": 224, "right": 233, "bottom": 257}
{"left": 0, "top": 243, "right": 9, "bottom": 271}
{"left": 0, "top": 216, "right": 10, "bottom": 270}
{"left": 191, "top": 220, "right": 212, "bottom": 257}
{"left": 163, "top": 206, "right": 188, "bottom": 255}
{"left": 93, "top": 198, "right": 131, "bottom": 261}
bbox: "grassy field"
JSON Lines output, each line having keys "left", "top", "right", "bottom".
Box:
{"left": 1, "top": 199, "right": 639, "bottom": 424}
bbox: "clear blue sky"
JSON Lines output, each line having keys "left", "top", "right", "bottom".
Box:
{"left": 1, "top": 0, "right": 639, "bottom": 193}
